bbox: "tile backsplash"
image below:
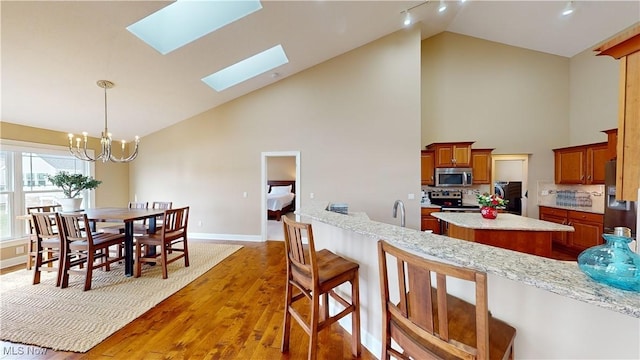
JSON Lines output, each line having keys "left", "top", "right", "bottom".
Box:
{"left": 537, "top": 180, "right": 605, "bottom": 213}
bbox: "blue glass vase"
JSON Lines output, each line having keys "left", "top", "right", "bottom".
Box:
{"left": 577, "top": 233, "right": 640, "bottom": 292}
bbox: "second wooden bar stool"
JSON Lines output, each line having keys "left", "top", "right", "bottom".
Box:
{"left": 281, "top": 216, "right": 361, "bottom": 360}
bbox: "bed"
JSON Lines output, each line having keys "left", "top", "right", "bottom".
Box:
{"left": 267, "top": 180, "right": 296, "bottom": 221}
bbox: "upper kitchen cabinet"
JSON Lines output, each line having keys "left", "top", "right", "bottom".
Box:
{"left": 602, "top": 129, "right": 618, "bottom": 161}
{"left": 421, "top": 150, "right": 435, "bottom": 185}
{"left": 595, "top": 24, "right": 640, "bottom": 201}
{"left": 426, "top": 142, "right": 474, "bottom": 167}
{"left": 471, "top": 149, "right": 493, "bottom": 184}
{"left": 553, "top": 142, "right": 608, "bottom": 185}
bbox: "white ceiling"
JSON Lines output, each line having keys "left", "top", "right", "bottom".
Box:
{"left": 2, "top": 1, "right": 639, "bottom": 141}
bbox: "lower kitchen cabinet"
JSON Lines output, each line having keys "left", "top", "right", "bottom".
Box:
{"left": 567, "top": 210, "right": 604, "bottom": 250}
{"left": 539, "top": 206, "right": 604, "bottom": 254}
{"left": 421, "top": 207, "right": 441, "bottom": 234}
{"left": 539, "top": 206, "right": 568, "bottom": 246}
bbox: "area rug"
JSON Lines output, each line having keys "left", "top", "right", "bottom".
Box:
{"left": 0, "top": 242, "right": 242, "bottom": 353}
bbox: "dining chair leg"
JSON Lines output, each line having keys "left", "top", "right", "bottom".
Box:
{"left": 84, "top": 251, "right": 94, "bottom": 291}
{"left": 134, "top": 242, "right": 142, "bottom": 278}
{"left": 161, "top": 245, "right": 168, "bottom": 279}
{"left": 281, "top": 282, "right": 293, "bottom": 353}
{"left": 32, "top": 241, "right": 43, "bottom": 285}
{"left": 351, "top": 272, "right": 361, "bottom": 357}
{"left": 309, "top": 293, "right": 320, "bottom": 360}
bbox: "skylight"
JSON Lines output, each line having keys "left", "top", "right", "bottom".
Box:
{"left": 202, "top": 44, "right": 289, "bottom": 92}
{"left": 127, "top": 0, "right": 263, "bottom": 55}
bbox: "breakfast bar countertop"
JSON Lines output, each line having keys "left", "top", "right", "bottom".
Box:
{"left": 298, "top": 202, "right": 640, "bottom": 319}
{"left": 431, "top": 212, "right": 575, "bottom": 231}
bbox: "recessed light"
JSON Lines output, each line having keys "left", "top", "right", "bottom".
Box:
{"left": 127, "top": 0, "right": 263, "bottom": 55}
{"left": 202, "top": 44, "right": 289, "bottom": 92}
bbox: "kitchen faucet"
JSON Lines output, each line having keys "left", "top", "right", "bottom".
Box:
{"left": 393, "top": 200, "right": 406, "bottom": 227}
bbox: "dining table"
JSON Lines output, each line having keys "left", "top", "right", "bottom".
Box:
{"left": 83, "top": 207, "right": 165, "bottom": 276}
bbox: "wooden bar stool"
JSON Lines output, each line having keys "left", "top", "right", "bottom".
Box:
{"left": 281, "top": 216, "right": 361, "bottom": 360}
{"left": 378, "top": 240, "right": 516, "bottom": 360}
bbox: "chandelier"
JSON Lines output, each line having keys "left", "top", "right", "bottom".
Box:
{"left": 68, "top": 80, "right": 140, "bottom": 163}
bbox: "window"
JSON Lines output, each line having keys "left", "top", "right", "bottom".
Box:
{"left": 0, "top": 140, "right": 95, "bottom": 241}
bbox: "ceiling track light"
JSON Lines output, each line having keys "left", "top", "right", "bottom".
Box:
{"left": 403, "top": 11, "right": 412, "bottom": 26}
{"left": 562, "top": 1, "right": 575, "bottom": 16}
{"left": 438, "top": 0, "right": 447, "bottom": 13}
{"left": 400, "top": 1, "right": 429, "bottom": 27}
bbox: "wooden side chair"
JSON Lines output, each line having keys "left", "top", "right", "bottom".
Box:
{"left": 134, "top": 206, "right": 189, "bottom": 279}
{"left": 281, "top": 216, "right": 361, "bottom": 360}
{"left": 31, "top": 212, "right": 63, "bottom": 286}
{"left": 377, "top": 240, "right": 516, "bottom": 360}
{"left": 102, "top": 201, "right": 149, "bottom": 235}
{"left": 56, "top": 213, "right": 126, "bottom": 291}
{"left": 149, "top": 201, "right": 172, "bottom": 233}
{"left": 26, "top": 204, "right": 62, "bottom": 270}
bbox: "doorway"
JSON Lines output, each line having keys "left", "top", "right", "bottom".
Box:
{"left": 491, "top": 154, "right": 529, "bottom": 217}
{"left": 261, "top": 151, "right": 300, "bottom": 241}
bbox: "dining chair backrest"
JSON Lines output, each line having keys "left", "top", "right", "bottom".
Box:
{"left": 31, "top": 212, "right": 59, "bottom": 241}
{"left": 377, "top": 240, "right": 516, "bottom": 360}
{"left": 129, "top": 202, "right": 149, "bottom": 209}
{"left": 152, "top": 201, "right": 172, "bottom": 210}
{"left": 161, "top": 206, "right": 189, "bottom": 239}
{"left": 57, "top": 213, "right": 87, "bottom": 242}
{"left": 26, "top": 205, "right": 61, "bottom": 232}
{"left": 282, "top": 216, "right": 318, "bottom": 288}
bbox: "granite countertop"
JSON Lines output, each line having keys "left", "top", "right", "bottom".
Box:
{"left": 297, "top": 201, "right": 640, "bottom": 318}
{"left": 432, "top": 212, "right": 575, "bottom": 232}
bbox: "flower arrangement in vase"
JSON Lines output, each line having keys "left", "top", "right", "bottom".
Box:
{"left": 476, "top": 193, "right": 508, "bottom": 219}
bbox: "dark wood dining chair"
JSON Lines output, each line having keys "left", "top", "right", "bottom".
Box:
{"left": 377, "top": 240, "right": 516, "bottom": 360}
{"left": 101, "top": 201, "right": 149, "bottom": 235}
{"left": 281, "top": 216, "right": 361, "bottom": 360}
{"left": 134, "top": 206, "right": 189, "bottom": 279}
{"left": 31, "top": 212, "right": 63, "bottom": 286}
{"left": 26, "top": 204, "right": 62, "bottom": 270}
{"left": 56, "top": 213, "right": 126, "bottom": 291}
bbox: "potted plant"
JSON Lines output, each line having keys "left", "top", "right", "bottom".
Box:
{"left": 477, "top": 192, "right": 508, "bottom": 219}
{"left": 47, "top": 171, "right": 102, "bottom": 211}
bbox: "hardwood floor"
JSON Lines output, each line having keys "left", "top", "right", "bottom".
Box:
{"left": 0, "top": 241, "right": 376, "bottom": 360}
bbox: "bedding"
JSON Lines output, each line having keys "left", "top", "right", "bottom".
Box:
{"left": 267, "top": 192, "right": 295, "bottom": 211}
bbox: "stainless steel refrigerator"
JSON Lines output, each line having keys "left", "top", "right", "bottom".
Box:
{"left": 604, "top": 160, "right": 637, "bottom": 237}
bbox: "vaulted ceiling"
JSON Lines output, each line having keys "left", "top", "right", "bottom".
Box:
{"left": 2, "top": 1, "right": 638, "bottom": 140}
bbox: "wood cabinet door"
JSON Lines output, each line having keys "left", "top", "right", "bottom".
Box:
{"left": 452, "top": 145, "right": 471, "bottom": 167}
{"left": 471, "top": 149, "right": 492, "bottom": 184}
{"left": 427, "top": 142, "right": 474, "bottom": 167}
{"left": 568, "top": 220, "right": 603, "bottom": 250}
{"left": 540, "top": 214, "right": 568, "bottom": 246}
{"left": 435, "top": 145, "right": 454, "bottom": 167}
{"left": 421, "top": 151, "right": 435, "bottom": 185}
{"left": 421, "top": 208, "right": 441, "bottom": 234}
{"left": 586, "top": 143, "right": 608, "bottom": 184}
{"left": 539, "top": 206, "right": 569, "bottom": 246}
{"left": 567, "top": 211, "right": 604, "bottom": 251}
{"left": 554, "top": 148, "right": 585, "bottom": 184}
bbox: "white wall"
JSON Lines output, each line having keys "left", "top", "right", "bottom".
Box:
{"left": 130, "top": 29, "right": 423, "bottom": 237}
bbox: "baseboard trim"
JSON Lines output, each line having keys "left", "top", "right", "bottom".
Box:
{"left": 187, "top": 232, "right": 263, "bottom": 242}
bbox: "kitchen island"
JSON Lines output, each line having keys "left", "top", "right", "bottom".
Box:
{"left": 431, "top": 212, "right": 575, "bottom": 257}
{"left": 297, "top": 201, "right": 639, "bottom": 359}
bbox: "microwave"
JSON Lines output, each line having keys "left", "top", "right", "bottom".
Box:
{"left": 434, "top": 168, "right": 473, "bottom": 187}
